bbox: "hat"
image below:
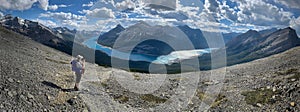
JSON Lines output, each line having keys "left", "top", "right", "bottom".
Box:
{"left": 76, "top": 55, "right": 83, "bottom": 60}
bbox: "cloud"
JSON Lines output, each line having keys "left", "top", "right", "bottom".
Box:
{"left": 34, "top": 19, "right": 58, "bottom": 28}
{"left": 275, "top": 0, "right": 300, "bottom": 9}
{"left": 290, "top": 16, "right": 300, "bottom": 37}
{"left": 225, "top": 0, "right": 293, "bottom": 27}
{"left": 115, "top": 0, "right": 135, "bottom": 10}
{"left": 204, "top": 0, "right": 220, "bottom": 13}
{"left": 0, "top": 0, "right": 49, "bottom": 10}
{"left": 143, "top": 0, "right": 177, "bottom": 10}
{"left": 38, "top": 0, "right": 49, "bottom": 10}
{"left": 40, "top": 12, "right": 86, "bottom": 20}
{"left": 80, "top": 7, "right": 115, "bottom": 18}
{"left": 48, "top": 5, "right": 58, "bottom": 10}
{"left": 83, "top": 1, "right": 94, "bottom": 7}
{"left": 0, "top": 11, "right": 3, "bottom": 18}
{"left": 39, "top": 11, "right": 90, "bottom": 30}
{"left": 219, "top": 1, "right": 238, "bottom": 22}
{"left": 48, "top": 4, "right": 70, "bottom": 11}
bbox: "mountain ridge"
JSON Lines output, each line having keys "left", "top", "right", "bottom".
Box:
{"left": 225, "top": 27, "right": 300, "bottom": 66}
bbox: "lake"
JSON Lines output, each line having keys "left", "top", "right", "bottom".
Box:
{"left": 83, "top": 36, "right": 216, "bottom": 65}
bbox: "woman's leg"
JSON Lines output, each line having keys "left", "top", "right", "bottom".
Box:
{"left": 74, "top": 72, "right": 82, "bottom": 90}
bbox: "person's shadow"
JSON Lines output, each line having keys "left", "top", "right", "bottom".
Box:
{"left": 42, "top": 81, "right": 74, "bottom": 92}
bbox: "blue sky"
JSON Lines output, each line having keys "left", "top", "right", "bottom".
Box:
{"left": 0, "top": 0, "right": 300, "bottom": 36}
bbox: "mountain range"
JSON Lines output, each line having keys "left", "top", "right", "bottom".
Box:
{"left": 1, "top": 14, "right": 300, "bottom": 73}
{"left": 98, "top": 22, "right": 210, "bottom": 56}
{"left": 97, "top": 21, "right": 300, "bottom": 70}
{"left": 225, "top": 27, "right": 300, "bottom": 65}
{"left": 0, "top": 15, "right": 100, "bottom": 54}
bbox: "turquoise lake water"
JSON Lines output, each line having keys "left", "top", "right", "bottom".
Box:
{"left": 83, "top": 37, "right": 216, "bottom": 65}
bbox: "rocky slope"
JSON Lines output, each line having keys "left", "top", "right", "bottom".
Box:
{"left": 0, "top": 15, "right": 74, "bottom": 54}
{"left": 97, "top": 24, "right": 125, "bottom": 48}
{"left": 226, "top": 27, "right": 300, "bottom": 65}
{"left": 78, "top": 42, "right": 300, "bottom": 111}
{"left": 0, "top": 26, "right": 87, "bottom": 111}
{"left": 1, "top": 23, "right": 299, "bottom": 111}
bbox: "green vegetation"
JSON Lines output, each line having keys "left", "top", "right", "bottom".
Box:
{"left": 241, "top": 89, "right": 276, "bottom": 105}
{"left": 132, "top": 74, "right": 141, "bottom": 81}
{"left": 196, "top": 90, "right": 227, "bottom": 108}
{"left": 114, "top": 95, "right": 129, "bottom": 103}
{"left": 140, "top": 94, "right": 167, "bottom": 104}
{"left": 100, "top": 81, "right": 108, "bottom": 88}
{"left": 274, "top": 68, "right": 300, "bottom": 81}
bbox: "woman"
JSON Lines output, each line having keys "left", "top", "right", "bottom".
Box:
{"left": 71, "top": 55, "right": 85, "bottom": 91}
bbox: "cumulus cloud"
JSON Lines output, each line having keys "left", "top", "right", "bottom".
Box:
{"left": 219, "top": 1, "right": 238, "bottom": 22}
{"left": 34, "top": 19, "right": 58, "bottom": 28}
{"left": 81, "top": 7, "right": 115, "bottom": 18}
{"left": 0, "top": 11, "right": 3, "bottom": 18}
{"left": 48, "top": 4, "right": 69, "bottom": 11}
{"left": 48, "top": 5, "right": 58, "bottom": 10}
{"left": 204, "top": 0, "right": 220, "bottom": 13}
{"left": 275, "top": 0, "right": 300, "bottom": 9}
{"left": 290, "top": 16, "right": 300, "bottom": 37}
{"left": 142, "top": 0, "right": 177, "bottom": 10}
{"left": 38, "top": 0, "right": 49, "bottom": 10}
{"left": 40, "top": 12, "right": 86, "bottom": 20}
{"left": 115, "top": 0, "right": 135, "bottom": 10}
{"left": 0, "top": 0, "right": 49, "bottom": 10}
{"left": 83, "top": 1, "right": 94, "bottom": 7}
{"left": 229, "top": 0, "right": 293, "bottom": 26}
{"left": 39, "top": 11, "right": 89, "bottom": 30}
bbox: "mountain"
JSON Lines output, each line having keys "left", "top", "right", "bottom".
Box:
{"left": 2, "top": 21, "right": 300, "bottom": 111}
{"left": 0, "top": 26, "right": 88, "bottom": 111}
{"left": 53, "top": 27, "right": 100, "bottom": 43}
{"left": 0, "top": 15, "right": 74, "bottom": 54}
{"left": 222, "top": 32, "right": 241, "bottom": 43}
{"left": 97, "top": 22, "right": 209, "bottom": 56}
{"left": 226, "top": 29, "right": 263, "bottom": 54}
{"left": 177, "top": 25, "right": 209, "bottom": 49}
{"left": 100, "top": 22, "right": 177, "bottom": 56}
{"left": 97, "top": 24, "right": 125, "bottom": 47}
{"left": 52, "top": 27, "right": 76, "bottom": 42}
{"left": 226, "top": 27, "right": 300, "bottom": 65}
{"left": 258, "top": 28, "right": 277, "bottom": 37}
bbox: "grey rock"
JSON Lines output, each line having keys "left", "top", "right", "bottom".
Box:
{"left": 8, "top": 78, "right": 14, "bottom": 83}
{"left": 27, "top": 93, "right": 34, "bottom": 99}
{"left": 67, "top": 98, "right": 77, "bottom": 105}
{"left": 19, "top": 94, "right": 27, "bottom": 101}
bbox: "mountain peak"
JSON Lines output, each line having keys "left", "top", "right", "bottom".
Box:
{"left": 116, "top": 24, "right": 124, "bottom": 29}
{"left": 283, "top": 27, "right": 295, "bottom": 31}
{"left": 246, "top": 29, "right": 258, "bottom": 33}
{"left": 134, "top": 21, "right": 150, "bottom": 26}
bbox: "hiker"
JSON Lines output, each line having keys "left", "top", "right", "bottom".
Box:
{"left": 71, "top": 55, "right": 85, "bottom": 91}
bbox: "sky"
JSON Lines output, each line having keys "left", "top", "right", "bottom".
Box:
{"left": 0, "top": 0, "right": 300, "bottom": 36}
